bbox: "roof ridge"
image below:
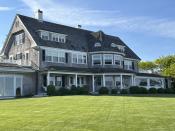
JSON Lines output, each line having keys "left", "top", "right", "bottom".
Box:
{"left": 17, "top": 14, "right": 93, "bottom": 33}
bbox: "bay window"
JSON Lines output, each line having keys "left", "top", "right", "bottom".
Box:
{"left": 114, "top": 55, "right": 122, "bottom": 66}
{"left": 92, "top": 54, "right": 102, "bottom": 65}
{"left": 104, "top": 54, "right": 113, "bottom": 65}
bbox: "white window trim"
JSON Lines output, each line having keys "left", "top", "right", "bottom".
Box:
{"left": 103, "top": 54, "right": 113, "bottom": 65}
{"left": 72, "top": 53, "right": 87, "bottom": 64}
{"left": 92, "top": 54, "right": 102, "bottom": 65}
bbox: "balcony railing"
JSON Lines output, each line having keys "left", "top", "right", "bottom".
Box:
{"left": 0, "top": 59, "right": 30, "bottom": 66}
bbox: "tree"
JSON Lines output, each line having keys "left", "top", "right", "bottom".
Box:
{"left": 155, "top": 55, "right": 175, "bottom": 78}
{"left": 139, "top": 61, "right": 157, "bottom": 71}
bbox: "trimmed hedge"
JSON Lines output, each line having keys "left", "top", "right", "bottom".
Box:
{"left": 129, "top": 86, "right": 141, "bottom": 94}
{"left": 111, "top": 89, "right": 118, "bottom": 95}
{"left": 47, "top": 85, "right": 56, "bottom": 96}
{"left": 56, "top": 87, "right": 70, "bottom": 96}
{"left": 164, "top": 88, "right": 174, "bottom": 94}
{"left": 99, "top": 87, "right": 109, "bottom": 95}
{"left": 148, "top": 88, "right": 157, "bottom": 94}
{"left": 120, "top": 89, "right": 128, "bottom": 94}
{"left": 157, "top": 88, "right": 165, "bottom": 94}
{"left": 129, "top": 86, "right": 148, "bottom": 94}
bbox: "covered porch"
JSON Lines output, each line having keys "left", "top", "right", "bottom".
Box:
{"left": 41, "top": 71, "right": 134, "bottom": 93}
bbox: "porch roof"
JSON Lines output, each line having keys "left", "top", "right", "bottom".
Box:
{"left": 43, "top": 66, "right": 136, "bottom": 74}
{"left": 136, "top": 72, "right": 164, "bottom": 78}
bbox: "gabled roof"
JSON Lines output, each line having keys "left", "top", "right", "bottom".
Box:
{"left": 17, "top": 14, "right": 141, "bottom": 60}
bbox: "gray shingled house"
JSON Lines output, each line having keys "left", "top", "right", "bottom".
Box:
{"left": 0, "top": 10, "right": 167, "bottom": 97}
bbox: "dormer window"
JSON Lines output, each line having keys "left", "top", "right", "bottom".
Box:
{"left": 41, "top": 31, "right": 49, "bottom": 40}
{"left": 111, "top": 43, "right": 125, "bottom": 52}
{"left": 111, "top": 43, "right": 117, "bottom": 47}
{"left": 39, "top": 30, "right": 66, "bottom": 43}
{"left": 94, "top": 42, "right": 101, "bottom": 47}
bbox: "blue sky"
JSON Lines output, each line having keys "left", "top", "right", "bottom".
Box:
{"left": 0, "top": 0, "right": 175, "bottom": 61}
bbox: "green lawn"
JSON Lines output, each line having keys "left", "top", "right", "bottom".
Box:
{"left": 1, "top": 96, "right": 175, "bottom": 131}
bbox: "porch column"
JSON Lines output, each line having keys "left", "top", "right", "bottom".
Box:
{"left": 47, "top": 72, "right": 50, "bottom": 86}
{"left": 161, "top": 78, "right": 165, "bottom": 88}
{"left": 75, "top": 74, "right": 78, "bottom": 87}
{"left": 103, "top": 74, "right": 106, "bottom": 87}
{"left": 92, "top": 75, "right": 95, "bottom": 92}
{"left": 147, "top": 78, "right": 150, "bottom": 89}
{"left": 120, "top": 74, "right": 123, "bottom": 89}
{"left": 131, "top": 74, "right": 134, "bottom": 86}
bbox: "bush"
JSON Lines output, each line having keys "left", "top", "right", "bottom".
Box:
{"left": 99, "top": 87, "right": 109, "bottom": 95}
{"left": 16, "top": 88, "right": 21, "bottom": 97}
{"left": 148, "top": 88, "right": 157, "bottom": 94}
{"left": 120, "top": 89, "right": 128, "bottom": 94}
{"left": 140, "top": 87, "right": 148, "bottom": 94}
{"left": 79, "top": 86, "right": 89, "bottom": 95}
{"left": 129, "top": 86, "right": 141, "bottom": 94}
{"left": 164, "top": 88, "right": 174, "bottom": 94}
{"left": 157, "top": 88, "right": 165, "bottom": 94}
{"left": 56, "top": 87, "right": 70, "bottom": 96}
{"left": 70, "top": 85, "right": 79, "bottom": 95}
{"left": 111, "top": 89, "right": 118, "bottom": 95}
{"left": 47, "top": 85, "right": 56, "bottom": 96}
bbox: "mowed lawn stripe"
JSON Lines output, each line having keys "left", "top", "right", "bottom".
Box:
{"left": 0, "top": 96, "right": 175, "bottom": 131}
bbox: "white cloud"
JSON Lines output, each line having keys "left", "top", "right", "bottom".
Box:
{"left": 20, "top": 0, "right": 175, "bottom": 39}
{"left": 0, "top": 6, "right": 13, "bottom": 11}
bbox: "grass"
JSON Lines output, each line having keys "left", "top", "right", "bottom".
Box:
{"left": 1, "top": 95, "right": 175, "bottom": 131}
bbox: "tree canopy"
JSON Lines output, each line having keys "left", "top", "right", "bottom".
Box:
{"left": 139, "top": 55, "right": 175, "bottom": 78}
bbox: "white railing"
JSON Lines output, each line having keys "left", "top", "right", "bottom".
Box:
{"left": 1, "top": 59, "right": 30, "bottom": 66}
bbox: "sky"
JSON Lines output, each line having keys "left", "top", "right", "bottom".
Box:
{"left": 0, "top": 0, "right": 175, "bottom": 61}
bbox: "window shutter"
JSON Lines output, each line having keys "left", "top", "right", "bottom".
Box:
{"left": 42, "top": 50, "right": 45, "bottom": 61}
{"left": 65, "top": 53, "right": 68, "bottom": 63}
{"left": 122, "top": 61, "right": 125, "bottom": 68}
{"left": 132, "top": 61, "right": 135, "bottom": 70}
{"left": 20, "top": 53, "right": 23, "bottom": 59}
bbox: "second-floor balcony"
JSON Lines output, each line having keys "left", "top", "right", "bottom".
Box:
{"left": 1, "top": 59, "right": 30, "bottom": 66}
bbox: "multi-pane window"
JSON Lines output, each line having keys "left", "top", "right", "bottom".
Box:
{"left": 124, "top": 60, "right": 133, "bottom": 70}
{"left": 52, "top": 51, "right": 58, "bottom": 63}
{"left": 45, "top": 50, "right": 65, "bottom": 63}
{"left": 15, "top": 33, "right": 24, "bottom": 45}
{"left": 45, "top": 50, "right": 52, "bottom": 62}
{"left": 72, "top": 53, "right": 87, "bottom": 64}
{"left": 41, "top": 31, "right": 49, "bottom": 40}
{"left": 58, "top": 51, "right": 65, "bottom": 63}
{"left": 92, "top": 54, "right": 102, "bottom": 65}
{"left": 40, "top": 30, "right": 66, "bottom": 43}
{"left": 114, "top": 55, "right": 122, "bottom": 66}
{"left": 104, "top": 54, "right": 113, "bottom": 65}
{"left": 72, "top": 54, "right": 77, "bottom": 63}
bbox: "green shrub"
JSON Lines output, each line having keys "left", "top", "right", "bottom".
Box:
{"left": 56, "top": 87, "right": 70, "bottom": 96}
{"left": 79, "top": 86, "right": 89, "bottom": 95}
{"left": 157, "top": 88, "right": 165, "bottom": 94}
{"left": 164, "top": 88, "right": 174, "bottom": 94}
{"left": 99, "top": 87, "right": 109, "bottom": 95}
{"left": 148, "top": 88, "right": 157, "bottom": 94}
{"left": 47, "top": 85, "right": 56, "bottom": 96}
{"left": 129, "top": 86, "right": 140, "bottom": 94}
{"left": 111, "top": 89, "right": 118, "bottom": 95}
{"left": 70, "top": 85, "right": 79, "bottom": 95}
{"left": 140, "top": 87, "right": 148, "bottom": 94}
{"left": 120, "top": 89, "right": 128, "bottom": 94}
